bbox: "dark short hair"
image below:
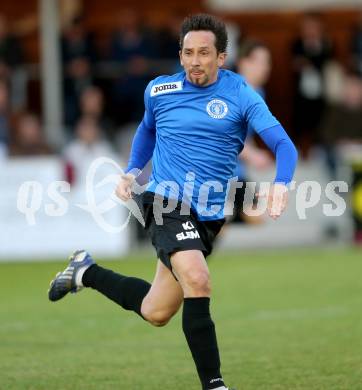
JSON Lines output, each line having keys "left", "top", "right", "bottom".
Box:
{"left": 179, "top": 14, "right": 228, "bottom": 53}
{"left": 238, "top": 39, "right": 269, "bottom": 60}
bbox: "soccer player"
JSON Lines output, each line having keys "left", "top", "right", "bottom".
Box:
{"left": 48, "top": 14, "right": 298, "bottom": 390}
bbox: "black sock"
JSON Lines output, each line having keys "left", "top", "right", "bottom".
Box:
{"left": 182, "top": 297, "right": 225, "bottom": 390}
{"left": 82, "top": 264, "right": 151, "bottom": 318}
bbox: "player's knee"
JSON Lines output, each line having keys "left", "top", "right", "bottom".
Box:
{"left": 142, "top": 306, "right": 174, "bottom": 327}
{"left": 183, "top": 269, "right": 211, "bottom": 296}
{"left": 147, "top": 311, "right": 172, "bottom": 327}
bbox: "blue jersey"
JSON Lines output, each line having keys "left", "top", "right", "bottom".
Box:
{"left": 143, "top": 69, "right": 279, "bottom": 220}
{"left": 126, "top": 69, "right": 297, "bottom": 220}
{"left": 234, "top": 85, "right": 265, "bottom": 181}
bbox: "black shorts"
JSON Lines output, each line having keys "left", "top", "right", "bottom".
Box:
{"left": 134, "top": 191, "right": 225, "bottom": 272}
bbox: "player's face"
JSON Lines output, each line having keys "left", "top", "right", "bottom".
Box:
{"left": 180, "top": 30, "right": 226, "bottom": 87}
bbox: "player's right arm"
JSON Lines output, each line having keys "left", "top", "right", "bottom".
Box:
{"left": 116, "top": 81, "right": 156, "bottom": 201}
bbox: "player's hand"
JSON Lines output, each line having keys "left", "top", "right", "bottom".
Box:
{"left": 258, "top": 183, "right": 288, "bottom": 220}
{"left": 115, "top": 173, "right": 136, "bottom": 201}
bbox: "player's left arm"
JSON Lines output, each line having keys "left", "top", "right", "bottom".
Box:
{"left": 241, "top": 82, "right": 298, "bottom": 219}
{"left": 258, "top": 124, "right": 298, "bottom": 219}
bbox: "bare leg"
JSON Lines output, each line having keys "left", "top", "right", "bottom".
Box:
{"left": 141, "top": 260, "right": 183, "bottom": 326}
{"left": 171, "top": 250, "right": 211, "bottom": 298}
{"left": 171, "top": 250, "right": 225, "bottom": 390}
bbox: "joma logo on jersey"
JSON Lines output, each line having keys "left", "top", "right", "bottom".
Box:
{"left": 151, "top": 81, "right": 183, "bottom": 96}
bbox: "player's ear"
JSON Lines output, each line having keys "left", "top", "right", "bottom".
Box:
{"left": 217, "top": 52, "right": 227, "bottom": 67}
{"left": 179, "top": 50, "right": 183, "bottom": 66}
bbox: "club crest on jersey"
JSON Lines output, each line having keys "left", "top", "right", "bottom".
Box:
{"left": 150, "top": 81, "right": 183, "bottom": 96}
{"left": 206, "top": 99, "right": 228, "bottom": 119}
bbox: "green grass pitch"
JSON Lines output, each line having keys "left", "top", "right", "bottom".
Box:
{"left": 1, "top": 247, "right": 362, "bottom": 389}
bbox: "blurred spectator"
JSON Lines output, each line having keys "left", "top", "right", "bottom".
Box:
{"left": 61, "top": 16, "right": 97, "bottom": 127}
{"left": 231, "top": 40, "right": 274, "bottom": 223}
{"left": 79, "top": 85, "right": 114, "bottom": 139}
{"left": 110, "top": 10, "right": 152, "bottom": 125}
{"left": 238, "top": 39, "right": 272, "bottom": 97}
{"left": 63, "top": 117, "right": 115, "bottom": 186}
{"left": 112, "top": 56, "right": 149, "bottom": 124}
{"left": 61, "top": 15, "right": 97, "bottom": 65}
{"left": 319, "top": 72, "right": 362, "bottom": 178}
{"left": 291, "top": 12, "right": 333, "bottom": 156}
{"left": 0, "top": 78, "right": 9, "bottom": 159}
{"left": 110, "top": 10, "right": 151, "bottom": 63}
{"left": 9, "top": 113, "right": 52, "bottom": 156}
{"left": 157, "top": 14, "right": 182, "bottom": 61}
{"left": 351, "top": 12, "right": 362, "bottom": 76}
{"left": 0, "top": 14, "right": 24, "bottom": 80}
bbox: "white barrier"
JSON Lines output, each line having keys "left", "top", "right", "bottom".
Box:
{"left": 0, "top": 157, "right": 130, "bottom": 261}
